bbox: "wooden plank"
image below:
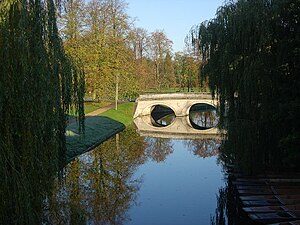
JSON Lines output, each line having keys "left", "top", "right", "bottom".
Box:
{"left": 242, "top": 199, "right": 300, "bottom": 207}
{"left": 235, "top": 178, "right": 300, "bottom": 183}
{"left": 242, "top": 200, "right": 282, "bottom": 206}
{"left": 231, "top": 171, "right": 300, "bottom": 224}
{"left": 268, "top": 219, "right": 300, "bottom": 225}
{"left": 238, "top": 188, "right": 275, "bottom": 195}
{"left": 237, "top": 186, "right": 300, "bottom": 190}
{"left": 238, "top": 188, "right": 300, "bottom": 196}
{"left": 244, "top": 205, "right": 286, "bottom": 213}
{"left": 248, "top": 211, "right": 300, "bottom": 223}
{"left": 233, "top": 181, "right": 267, "bottom": 186}
{"left": 240, "top": 195, "right": 300, "bottom": 202}
{"left": 243, "top": 205, "right": 300, "bottom": 213}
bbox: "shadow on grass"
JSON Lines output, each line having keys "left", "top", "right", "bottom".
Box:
{"left": 66, "top": 116, "right": 125, "bottom": 164}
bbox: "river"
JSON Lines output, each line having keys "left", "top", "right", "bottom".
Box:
{"left": 127, "top": 138, "right": 224, "bottom": 225}
{"left": 46, "top": 106, "right": 230, "bottom": 225}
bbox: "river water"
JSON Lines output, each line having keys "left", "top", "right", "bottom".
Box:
{"left": 127, "top": 138, "right": 224, "bottom": 225}
{"left": 48, "top": 107, "right": 228, "bottom": 225}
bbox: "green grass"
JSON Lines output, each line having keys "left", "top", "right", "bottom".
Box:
{"left": 84, "top": 101, "right": 112, "bottom": 114}
{"left": 66, "top": 116, "right": 125, "bottom": 163}
{"left": 99, "top": 102, "right": 135, "bottom": 126}
{"left": 66, "top": 101, "right": 134, "bottom": 162}
{"left": 68, "top": 101, "right": 112, "bottom": 115}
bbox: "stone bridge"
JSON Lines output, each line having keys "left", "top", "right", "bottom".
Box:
{"left": 133, "top": 93, "right": 223, "bottom": 139}
{"left": 133, "top": 92, "right": 218, "bottom": 119}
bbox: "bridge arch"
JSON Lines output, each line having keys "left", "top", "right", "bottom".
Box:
{"left": 134, "top": 93, "right": 218, "bottom": 119}
{"left": 185, "top": 101, "right": 217, "bottom": 117}
{"left": 150, "top": 104, "right": 176, "bottom": 118}
{"left": 143, "top": 112, "right": 218, "bottom": 132}
{"left": 150, "top": 104, "right": 176, "bottom": 127}
{"left": 187, "top": 103, "right": 218, "bottom": 130}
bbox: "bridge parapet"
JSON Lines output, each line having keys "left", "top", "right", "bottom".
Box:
{"left": 136, "top": 92, "right": 213, "bottom": 101}
{"left": 133, "top": 93, "right": 217, "bottom": 119}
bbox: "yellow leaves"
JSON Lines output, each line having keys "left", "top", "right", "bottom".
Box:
{"left": 0, "top": 0, "right": 20, "bottom": 23}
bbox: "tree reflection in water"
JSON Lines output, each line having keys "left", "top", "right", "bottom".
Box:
{"left": 45, "top": 126, "right": 146, "bottom": 224}
{"left": 184, "top": 139, "right": 221, "bottom": 158}
{"left": 210, "top": 177, "right": 257, "bottom": 225}
{"left": 189, "top": 104, "right": 218, "bottom": 129}
{"left": 190, "top": 111, "right": 218, "bottom": 129}
{"left": 44, "top": 126, "right": 233, "bottom": 224}
{"left": 144, "top": 137, "right": 174, "bottom": 162}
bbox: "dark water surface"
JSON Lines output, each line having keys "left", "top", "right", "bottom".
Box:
{"left": 48, "top": 122, "right": 226, "bottom": 225}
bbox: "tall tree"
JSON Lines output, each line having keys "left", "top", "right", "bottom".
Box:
{"left": 84, "top": 0, "right": 139, "bottom": 104}
{"left": 59, "top": 0, "right": 86, "bottom": 40}
{"left": 174, "top": 52, "right": 186, "bottom": 90}
{"left": 58, "top": 0, "right": 86, "bottom": 62}
{"left": 162, "top": 52, "right": 176, "bottom": 88}
{"left": 107, "top": 0, "right": 130, "bottom": 109}
{"left": 147, "top": 30, "right": 173, "bottom": 90}
{"left": 0, "top": 0, "right": 84, "bottom": 224}
{"left": 173, "top": 52, "right": 201, "bottom": 91}
{"left": 130, "top": 27, "right": 148, "bottom": 61}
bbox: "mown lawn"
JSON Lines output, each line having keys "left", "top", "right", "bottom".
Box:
{"left": 66, "top": 116, "right": 125, "bottom": 163}
{"left": 68, "top": 101, "right": 113, "bottom": 115}
{"left": 84, "top": 101, "right": 112, "bottom": 114}
{"left": 66, "top": 102, "right": 135, "bottom": 162}
{"left": 99, "top": 102, "right": 135, "bottom": 126}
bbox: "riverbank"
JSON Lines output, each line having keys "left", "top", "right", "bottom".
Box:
{"left": 66, "top": 102, "right": 135, "bottom": 163}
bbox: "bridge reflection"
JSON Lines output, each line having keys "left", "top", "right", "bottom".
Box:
{"left": 133, "top": 115, "right": 223, "bottom": 140}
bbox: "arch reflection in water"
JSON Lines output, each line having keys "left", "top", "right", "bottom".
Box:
{"left": 134, "top": 115, "right": 221, "bottom": 140}
{"left": 189, "top": 103, "right": 218, "bottom": 130}
{"left": 150, "top": 105, "right": 175, "bottom": 127}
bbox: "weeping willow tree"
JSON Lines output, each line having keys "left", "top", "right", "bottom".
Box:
{"left": 0, "top": 0, "right": 84, "bottom": 224}
{"left": 191, "top": 0, "right": 300, "bottom": 173}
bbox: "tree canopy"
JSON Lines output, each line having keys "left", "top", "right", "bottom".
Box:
{"left": 59, "top": 0, "right": 199, "bottom": 96}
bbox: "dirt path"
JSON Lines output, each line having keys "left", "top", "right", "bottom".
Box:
{"left": 70, "top": 101, "right": 126, "bottom": 122}
{"left": 86, "top": 101, "right": 127, "bottom": 116}
{"left": 85, "top": 102, "right": 116, "bottom": 116}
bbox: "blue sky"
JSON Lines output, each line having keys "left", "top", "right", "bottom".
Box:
{"left": 126, "top": 0, "right": 226, "bottom": 52}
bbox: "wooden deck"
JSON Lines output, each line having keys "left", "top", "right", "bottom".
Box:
{"left": 231, "top": 171, "right": 300, "bottom": 225}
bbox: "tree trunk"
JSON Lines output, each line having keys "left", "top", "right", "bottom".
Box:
{"left": 115, "top": 74, "right": 119, "bottom": 110}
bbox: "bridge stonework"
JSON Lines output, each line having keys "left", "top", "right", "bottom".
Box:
{"left": 133, "top": 93, "right": 217, "bottom": 119}
{"left": 133, "top": 116, "right": 222, "bottom": 139}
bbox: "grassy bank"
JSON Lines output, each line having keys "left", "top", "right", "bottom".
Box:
{"left": 66, "top": 102, "right": 135, "bottom": 162}
{"left": 99, "top": 102, "right": 135, "bottom": 126}
{"left": 84, "top": 101, "right": 112, "bottom": 114}
{"left": 69, "top": 101, "right": 113, "bottom": 115}
{"left": 66, "top": 117, "right": 125, "bottom": 163}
